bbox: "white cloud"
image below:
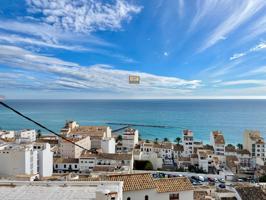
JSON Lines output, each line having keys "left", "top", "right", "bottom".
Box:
{"left": 229, "top": 53, "right": 246, "bottom": 60}
{"left": 221, "top": 79, "right": 266, "bottom": 86}
{"left": 163, "top": 52, "right": 168, "bottom": 56}
{"left": 26, "top": 0, "right": 142, "bottom": 33}
{"left": 0, "top": 45, "right": 201, "bottom": 95}
{"left": 0, "top": 33, "right": 89, "bottom": 51}
{"left": 199, "top": 0, "right": 266, "bottom": 52}
{"left": 229, "top": 41, "right": 266, "bottom": 60}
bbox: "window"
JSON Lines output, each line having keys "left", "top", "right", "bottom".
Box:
{"left": 145, "top": 195, "right": 149, "bottom": 200}
{"left": 127, "top": 198, "right": 131, "bottom": 200}
{"left": 64, "top": 164, "right": 66, "bottom": 168}
{"left": 169, "top": 193, "right": 179, "bottom": 200}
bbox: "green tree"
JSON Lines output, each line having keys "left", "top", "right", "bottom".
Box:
{"left": 116, "top": 135, "right": 122, "bottom": 142}
{"left": 175, "top": 137, "right": 181, "bottom": 144}
{"left": 154, "top": 138, "right": 159, "bottom": 144}
{"left": 259, "top": 174, "right": 266, "bottom": 182}
{"left": 145, "top": 139, "right": 150, "bottom": 143}
{"left": 237, "top": 143, "right": 243, "bottom": 150}
{"left": 37, "top": 129, "right": 42, "bottom": 138}
{"left": 144, "top": 161, "right": 153, "bottom": 170}
{"left": 226, "top": 144, "right": 235, "bottom": 148}
{"left": 164, "top": 137, "right": 169, "bottom": 142}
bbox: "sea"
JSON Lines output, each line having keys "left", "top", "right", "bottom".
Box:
{"left": 1, "top": 99, "right": 266, "bottom": 144}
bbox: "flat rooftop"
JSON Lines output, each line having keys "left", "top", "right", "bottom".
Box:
{"left": 0, "top": 181, "right": 122, "bottom": 200}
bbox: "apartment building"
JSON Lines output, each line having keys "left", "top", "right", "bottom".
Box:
{"left": 33, "top": 143, "right": 53, "bottom": 177}
{"left": 54, "top": 158, "right": 79, "bottom": 173}
{"left": 15, "top": 129, "right": 36, "bottom": 143}
{"left": 0, "top": 130, "right": 15, "bottom": 139}
{"left": 79, "top": 150, "right": 133, "bottom": 172}
{"left": 121, "top": 128, "right": 139, "bottom": 152}
{"left": 59, "top": 135, "right": 91, "bottom": 158}
{"left": 182, "top": 129, "right": 194, "bottom": 157}
{"left": 101, "top": 137, "right": 116, "bottom": 153}
{"left": 210, "top": 131, "right": 225, "bottom": 156}
{"left": 61, "top": 121, "right": 112, "bottom": 149}
{"left": 0, "top": 143, "right": 38, "bottom": 177}
{"left": 243, "top": 130, "right": 266, "bottom": 161}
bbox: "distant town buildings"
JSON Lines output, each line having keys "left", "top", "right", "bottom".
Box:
{"left": 59, "top": 135, "right": 91, "bottom": 158}
{"left": 210, "top": 131, "right": 225, "bottom": 156}
{"left": 182, "top": 129, "right": 194, "bottom": 157}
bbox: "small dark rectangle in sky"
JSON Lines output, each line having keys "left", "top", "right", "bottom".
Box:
{"left": 129, "top": 75, "right": 140, "bottom": 84}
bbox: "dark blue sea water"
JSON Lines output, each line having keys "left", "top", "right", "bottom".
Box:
{"left": 1, "top": 99, "right": 266, "bottom": 144}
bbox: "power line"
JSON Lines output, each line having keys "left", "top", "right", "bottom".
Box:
{"left": 0, "top": 101, "right": 91, "bottom": 151}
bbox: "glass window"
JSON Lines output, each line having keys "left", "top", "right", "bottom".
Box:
{"left": 145, "top": 195, "right": 149, "bottom": 200}
{"left": 169, "top": 193, "right": 179, "bottom": 200}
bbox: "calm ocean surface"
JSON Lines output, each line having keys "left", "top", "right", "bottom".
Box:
{"left": 1, "top": 99, "right": 266, "bottom": 144}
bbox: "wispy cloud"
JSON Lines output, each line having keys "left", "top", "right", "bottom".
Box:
{"left": 0, "top": 33, "right": 89, "bottom": 51}
{"left": 0, "top": 45, "right": 201, "bottom": 95}
{"left": 199, "top": 0, "right": 266, "bottom": 52}
{"left": 230, "top": 41, "right": 266, "bottom": 60}
{"left": 26, "top": 0, "right": 142, "bottom": 33}
{"left": 221, "top": 79, "right": 266, "bottom": 86}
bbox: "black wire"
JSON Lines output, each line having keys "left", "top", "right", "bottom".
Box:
{"left": 0, "top": 101, "right": 90, "bottom": 151}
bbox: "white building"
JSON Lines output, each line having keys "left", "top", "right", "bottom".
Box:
{"left": 79, "top": 151, "right": 133, "bottom": 173}
{"left": 59, "top": 135, "right": 91, "bottom": 158}
{"left": 54, "top": 158, "right": 79, "bottom": 173}
{"left": 0, "top": 130, "right": 15, "bottom": 139}
{"left": 122, "top": 128, "right": 139, "bottom": 152}
{"left": 33, "top": 143, "right": 53, "bottom": 177}
{"left": 61, "top": 121, "right": 112, "bottom": 149}
{"left": 101, "top": 137, "right": 116, "bottom": 153}
{"left": 0, "top": 143, "right": 38, "bottom": 177}
{"left": 210, "top": 131, "right": 225, "bottom": 156}
{"left": 243, "top": 130, "right": 265, "bottom": 161}
{"left": 107, "top": 173, "right": 194, "bottom": 200}
{"left": 15, "top": 129, "right": 36, "bottom": 143}
{"left": 0, "top": 180, "right": 123, "bottom": 200}
{"left": 182, "top": 130, "right": 194, "bottom": 157}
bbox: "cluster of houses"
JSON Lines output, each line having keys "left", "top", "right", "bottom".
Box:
{"left": 1, "top": 121, "right": 266, "bottom": 180}
{"left": 2, "top": 121, "right": 266, "bottom": 199}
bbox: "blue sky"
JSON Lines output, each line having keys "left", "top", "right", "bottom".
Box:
{"left": 1, "top": 0, "right": 266, "bottom": 99}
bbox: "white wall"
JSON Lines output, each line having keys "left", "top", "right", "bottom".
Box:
{"left": 0, "top": 146, "right": 37, "bottom": 177}
{"left": 124, "top": 189, "right": 193, "bottom": 200}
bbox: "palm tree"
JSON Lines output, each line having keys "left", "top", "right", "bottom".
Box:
{"left": 175, "top": 137, "right": 181, "bottom": 144}
{"left": 163, "top": 137, "right": 169, "bottom": 142}
{"left": 154, "top": 138, "right": 159, "bottom": 144}
{"left": 237, "top": 143, "right": 243, "bottom": 150}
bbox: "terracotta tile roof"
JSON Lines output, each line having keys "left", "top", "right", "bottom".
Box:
{"left": 153, "top": 142, "right": 173, "bottom": 149}
{"left": 178, "top": 157, "right": 191, "bottom": 162}
{"left": 70, "top": 126, "right": 108, "bottom": 138}
{"left": 226, "top": 156, "right": 239, "bottom": 168}
{"left": 236, "top": 149, "right": 250, "bottom": 155}
{"left": 225, "top": 146, "right": 236, "bottom": 152}
{"left": 194, "top": 191, "right": 208, "bottom": 200}
{"left": 212, "top": 131, "right": 225, "bottom": 145}
{"left": 235, "top": 185, "right": 266, "bottom": 200}
{"left": 174, "top": 144, "right": 184, "bottom": 152}
{"left": 93, "top": 165, "right": 115, "bottom": 172}
{"left": 154, "top": 177, "right": 193, "bottom": 193}
{"left": 191, "top": 153, "right": 198, "bottom": 158}
{"left": 107, "top": 173, "right": 156, "bottom": 191}
{"left": 54, "top": 157, "right": 79, "bottom": 164}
